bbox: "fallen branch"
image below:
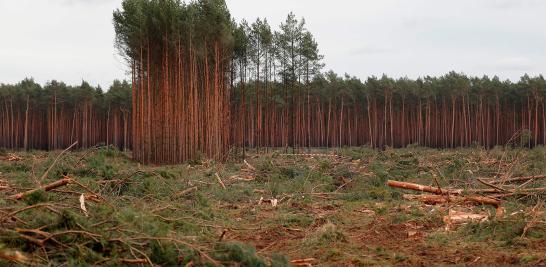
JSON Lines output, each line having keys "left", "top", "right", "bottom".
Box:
{"left": 387, "top": 180, "right": 462, "bottom": 195}
{"left": 215, "top": 173, "right": 226, "bottom": 189}
{"left": 175, "top": 186, "right": 198, "bottom": 197}
{"left": 402, "top": 194, "right": 501, "bottom": 207}
{"left": 522, "top": 201, "right": 544, "bottom": 237}
{"left": 10, "top": 178, "right": 71, "bottom": 200}
{"left": 291, "top": 258, "right": 316, "bottom": 267}
{"left": 280, "top": 153, "right": 338, "bottom": 157}
{"left": 120, "top": 258, "right": 148, "bottom": 264}
{"left": 229, "top": 175, "right": 255, "bottom": 181}
{"left": 492, "top": 174, "right": 546, "bottom": 184}
{"left": 467, "top": 187, "right": 546, "bottom": 194}
{"left": 126, "top": 236, "right": 220, "bottom": 266}
{"left": 39, "top": 141, "right": 78, "bottom": 183}
{"left": 243, "top": 160, "right": 256, "bottom": 171}
{"left": 477, "top": 178, "right": 511, "bottom": 193}
{"left": 7, "top": 153, "right": 22, "bottom": 161}
{"left": 1, "top": 204, "right": 59, "bottom": 223}
{"left": 64, "top": 175, "right": 113, "bottom": 208}
{"left": 0, "top": 249, "right": 31, "bottom": 265}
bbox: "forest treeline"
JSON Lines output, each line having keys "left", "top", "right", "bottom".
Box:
{"left": 234, "top": 72, "right": 546, "bottom": 150}
{"left": 2, "top": 72, "right": 546, "bottom": 153}
{"left": 2, "top": 0, "right": 546, "bottom": 164}
{"left": 0, "top": 79, "right": 131, "bottom": 151}
{"left": 223, "top": 9, "right": 546, "bottom": 150}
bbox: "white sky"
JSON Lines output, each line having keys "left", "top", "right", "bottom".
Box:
{"left": 0, "top": 0, "right": 544, "bottom": 87}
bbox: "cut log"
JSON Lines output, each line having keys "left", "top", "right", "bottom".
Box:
{"left": 387, "top": 180, "right": 462, "bottom": 195}
{"left": 402, "top": 194, "right": 501, "bottom": 207}
{"left": 443, "top": 210, "right": 489, "bottom": 231}
{"left": 10, "top": 178, "right": 71, "bottom": 200}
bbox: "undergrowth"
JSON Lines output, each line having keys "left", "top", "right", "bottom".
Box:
{"left": 0, "top": 146, "right": 544, "bottom": 266}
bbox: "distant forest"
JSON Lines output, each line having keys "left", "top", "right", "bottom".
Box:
{"left": 1, "top": 0, "right": 545, "bottom": 163}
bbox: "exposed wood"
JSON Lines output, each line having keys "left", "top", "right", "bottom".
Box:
{"left": 443, "top": 210, "right": 489, "bottom": 231}
{"left": 402, "top": 194, "right": 501, "bottom": 207}
{"left": 387, "top": 180, "right": 462, "bottom": 195}
{"left": 477, "top": 178, "right": 511, "bottom": 193}
{"left": 243, "top": 159, "right": 256, "bottom": 171}
{"left": 10, "top": 178, "right": 71, "bottom": 200}
{"left": 175, "top": 186, "right": 198, "bottom": 197}
{"left": 215, "top": 173, "right": 226, "bottom": 189}
{"left": 492, "top": 174, "right": 546, "bottom": 184}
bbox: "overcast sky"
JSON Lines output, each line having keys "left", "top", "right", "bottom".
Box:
{"left": 1, "top": 0, "right": 544, "bottom": 87}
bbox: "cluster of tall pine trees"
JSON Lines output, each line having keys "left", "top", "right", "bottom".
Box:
{"left": 113, "top": 0, "right": 233, "bottom": 164}
{"left": 1, "top": 0, "right": 545, "bottom": 164}
{"left": 0, "top": 79, "right": 131, "bottom": 151}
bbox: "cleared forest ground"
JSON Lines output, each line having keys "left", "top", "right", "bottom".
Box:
{"left": 0, "top": 146, "right": 545, "bottom": 266}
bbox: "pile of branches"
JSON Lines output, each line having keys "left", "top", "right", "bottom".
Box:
{"left": 0, "top": 175, "right": 219, "bottom": 266}
{"left": 387, "top": 174, "right": 546, "bottom": 209}
{"left": 0, "top": 146, "right": 220, "bottom": 266}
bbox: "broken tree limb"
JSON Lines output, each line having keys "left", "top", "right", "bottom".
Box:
{"left": 467, "top": 187, "right": 546, "bottom": 194}
{"left": 215, "top": 173, "right": 226, "bottom": 189}
{"left": 10, "top": 178, "right": 71, "bottom": 200}
{"left": 387, "top": 180, "right": 462, "bottom": 195}
{"left": 0, "top": 249, "right": 31, "bottom": 265}
{"left": 39, "top": 141, "right": 78, "bottom": 183}
{"left": 477, "top": 178, "right": 511, "bottom": 193}
{"left": 243, "top": 160, "right": 256, "bottom": 171}
{"left": 402, "top": 194, "right": 501, "bottom": 207}
{"left": 492, "top": 174, "right": 546, "bottom": 184}
{"left": 175, "top": 186, "right": 198, "bottom": 197}
{"left": 120, "top": 258, "right": 148, "bottom": 264}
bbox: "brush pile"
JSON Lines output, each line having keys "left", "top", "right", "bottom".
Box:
{"left": 0, "top": 148, "right": 290, "bottom": 266}
{"left": 388, "top": 174, "right": 546, "bottom": 208}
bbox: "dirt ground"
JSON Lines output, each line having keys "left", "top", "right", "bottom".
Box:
{"left": 0, "top": 146, "right": 545, "bottom": 266}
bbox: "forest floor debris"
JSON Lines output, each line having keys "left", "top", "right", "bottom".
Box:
{"left": 0, "top": 146, "right": 545, "bottom": 266}
{"left": 6, "top": 153, "right": 22, "bottom": 162}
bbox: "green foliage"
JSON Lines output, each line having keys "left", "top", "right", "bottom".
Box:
{"left": 459, "top": 218, "right": 544, "bottom": 244}
{"left": 53, "top": 210, "right": 83, "bottom": 230}
{"left": 426, "top": 232, "right": 449, "bottom": 246}
{"left": 315, "top": 223, "right": 347, "bottom": 243}
{"left": 23, "top": 189, "right": 49, "bottom": 205}
{"left": 270, "top": 254, "right": 291, "bottom": 267}
{"left": 214, "top": 242, "right": 267, "bottom": 267}
{"left": 303, "top": 222, "right": 347, "bottom": 250}
{"left": 150, "top": 241, "right": 179, "bottom": 266}
{"left": 0, "top": 162, "right": 30, "bottom": 173}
